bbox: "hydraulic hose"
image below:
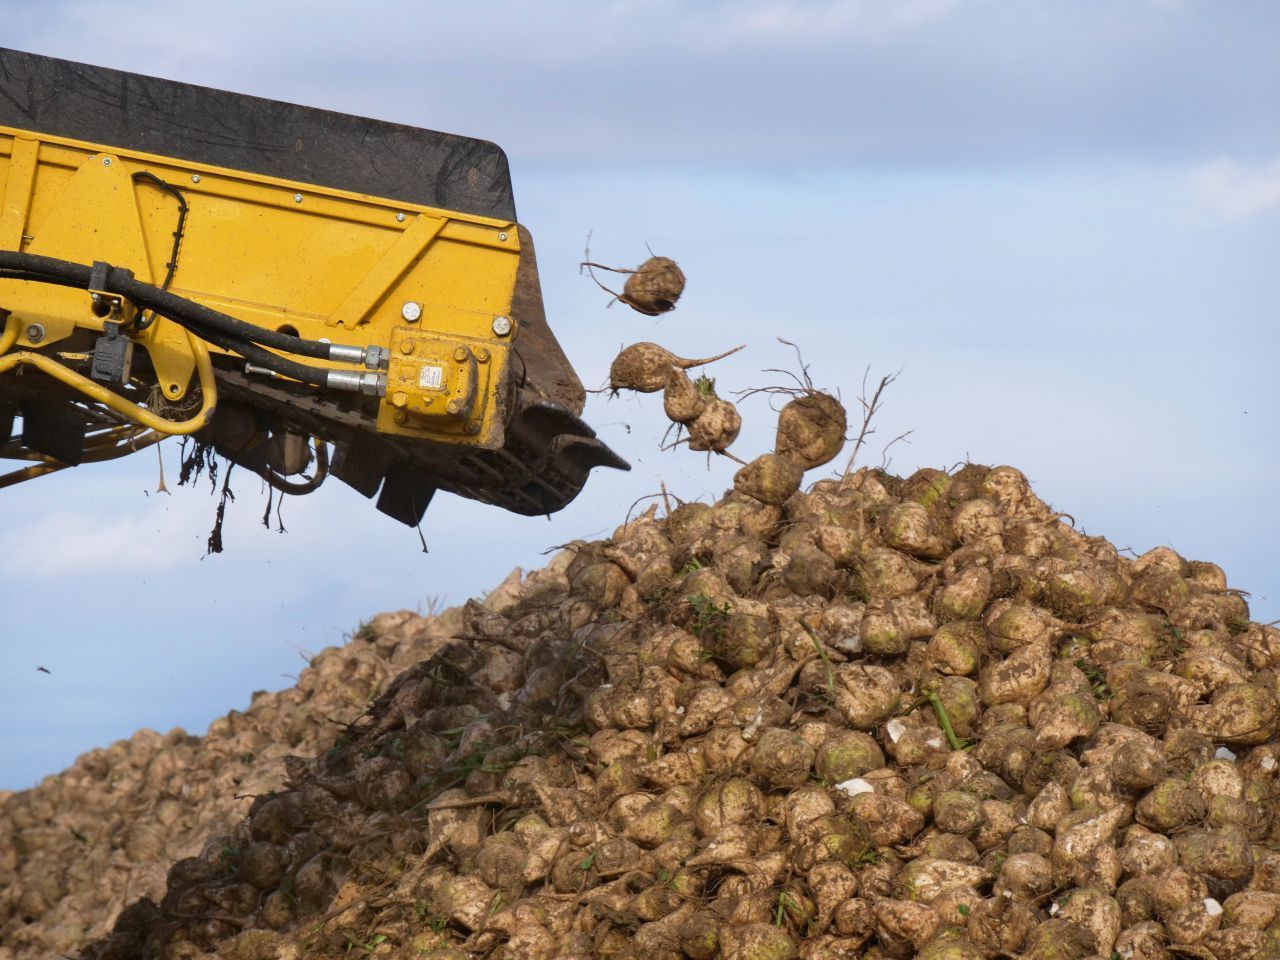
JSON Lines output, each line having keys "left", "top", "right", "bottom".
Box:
{"left": 0, "top": 251, "right": 386, "bottom": 393}
{"left": 0, "top": 251, "right": 384, "bottom": 367}
{"left": 180, "top": 317, "right": 331, "bottom": 387}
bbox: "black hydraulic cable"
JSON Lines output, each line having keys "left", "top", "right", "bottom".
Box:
{"left": 260, "top": 440, "right": 329, "bottom": 495}
{"left": 0, "top": 266, "right": 334, "bottom": 385}
{"left": 0, "top": 251, "right": 88, "bottom": 284}
{"left": 179, "top": 317, "right": 332, "bottom": 387}
{"left": 0, "top": 253, "right": 389, "bottom": 398}
{"left": 0, "top": 251, "right": 335, "bottom": 360}
{"left": 0, "top": 261, "right": 334, "bottom": 385}
{"left": 130, "top": 172, "right": 189, "bottom": 331}
{"left": 0, "top": 269, "right": 83, "bottom": 289}
{"left": 117, "top": 274, "right": 332, "bottom": 361}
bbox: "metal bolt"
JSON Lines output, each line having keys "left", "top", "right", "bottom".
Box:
{"left": 474, "top": 346, "right": 490, "bottom": 363}
{"left": 399, "top": 340, "right": 415, "bottom": 355}
{"left": 102, "top": 157, "right": 112, "bottom": 166}
{"left": 401, "top": 301, "right": 422, "bottom": 322}
{"left": 25, "top": 323, "right": 44, "bottom": 343}
{"left": 498, "top": 232, "right": 508, "bottom": 241}
{"left": 293, "top": 193, "right": 303, "bottom": 203}
{"left": 391, "top": 391, "right": 409, "bottom": 408}
{"left": 191, "top": 174, "right": 201, "bottom": 183}
{"left": 394, "top": 410, "right": 408, "bottom": 425}
{"left": 396, "top": 212, "right": 406, "bottom": 222}
{"left": 464, "top": 420, "right": 481, "bottom": 435}
{"left": 446, "top": 398, "right": 463, "bottom": 415}
{"left": 492, "top": 315, "right": 513, "bottom": 337}
{"left": 453, "top": 346, "right": 469, "bottom": 363}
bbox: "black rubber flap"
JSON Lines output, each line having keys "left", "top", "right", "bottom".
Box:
{"left": 376, "top": 464, "right": 436, "bottom": 526}
{"left": 20, "top": 399, "right": 84, "bottom": 465}
{"left": 0, "top": 48, "right": 516, "bottom": 221}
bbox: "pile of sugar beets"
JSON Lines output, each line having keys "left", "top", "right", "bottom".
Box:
{"left": 62, "top": 356, "right": 1280, "bottom": 959}
{"left": 0, "top": 604, "right": 468, "bottom": 959}
{"left": 7, "top": 325, "right": 1280, "bottom": 960}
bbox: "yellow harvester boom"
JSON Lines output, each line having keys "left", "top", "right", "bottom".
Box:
{"left": 0, "top": 49, "right": 625, "bottom": 525}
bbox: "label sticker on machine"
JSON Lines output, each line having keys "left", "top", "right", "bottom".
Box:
{"left": 418, "top": 365, "right": 445, "bottom": 390}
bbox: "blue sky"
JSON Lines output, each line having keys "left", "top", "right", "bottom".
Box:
{"left": 2, "top": 0, "right": 1277, "bottom": 789}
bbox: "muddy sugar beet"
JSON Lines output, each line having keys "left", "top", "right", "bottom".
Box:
{"left": 774, "top": 391, "right": 848, "bottom": 470}
{"left": 623, "top": 256, "right": 687, "bottom": 316}
{"left": 6, "top": 462, "right": 1279, "bottom": 960}
{"left": 584, "top": 254, "right": 687, "bottom": 316}
{"left": 608, "top": 341, "right": 743, "bottom": 393}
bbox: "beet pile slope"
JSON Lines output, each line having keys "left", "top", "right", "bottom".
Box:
{"left": 0, "top": 608, "right": 465, "bottom": 959}
{"left": 10, "top": 463, "right": 1280, "bottom": 960}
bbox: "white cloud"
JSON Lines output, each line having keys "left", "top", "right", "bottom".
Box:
{"left": 709, "top": 0, "right": 960, "bottom": 48}
{"left": 0, "top": 498, "right": 209, "bottom": 577}
{"left": 1192, "top": 157, "right": 1280, "bottom": 219}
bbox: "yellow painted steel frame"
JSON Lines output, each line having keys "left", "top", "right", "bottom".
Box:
{"left": 0, "top": 333, "right": 216, "bottom": 434}
{"left": 0, "top": 125, "right": 522, "bottom": 447}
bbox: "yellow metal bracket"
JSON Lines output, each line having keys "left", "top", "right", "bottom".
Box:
{"left": 3, "top": 153, "right": 154, "bottom": 347}
{"left": 326, "top": 214, "right": 446, "bottom": 328}
{"left": 0, "top": 148, "right": 199, "bottom": 398}
{"left": 0, "top": 326, "right": 217, "bottom": 435}
{"left": 0, "top": 137, "right": 38, "bottom": 251}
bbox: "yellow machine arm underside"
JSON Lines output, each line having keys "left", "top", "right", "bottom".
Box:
{"left": 0, "top": 125, "right": 522, "bottom": 451}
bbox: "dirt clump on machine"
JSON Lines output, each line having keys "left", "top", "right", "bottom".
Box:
{"left": 5, "top": 460, "right": 1280, "bottom": 959}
